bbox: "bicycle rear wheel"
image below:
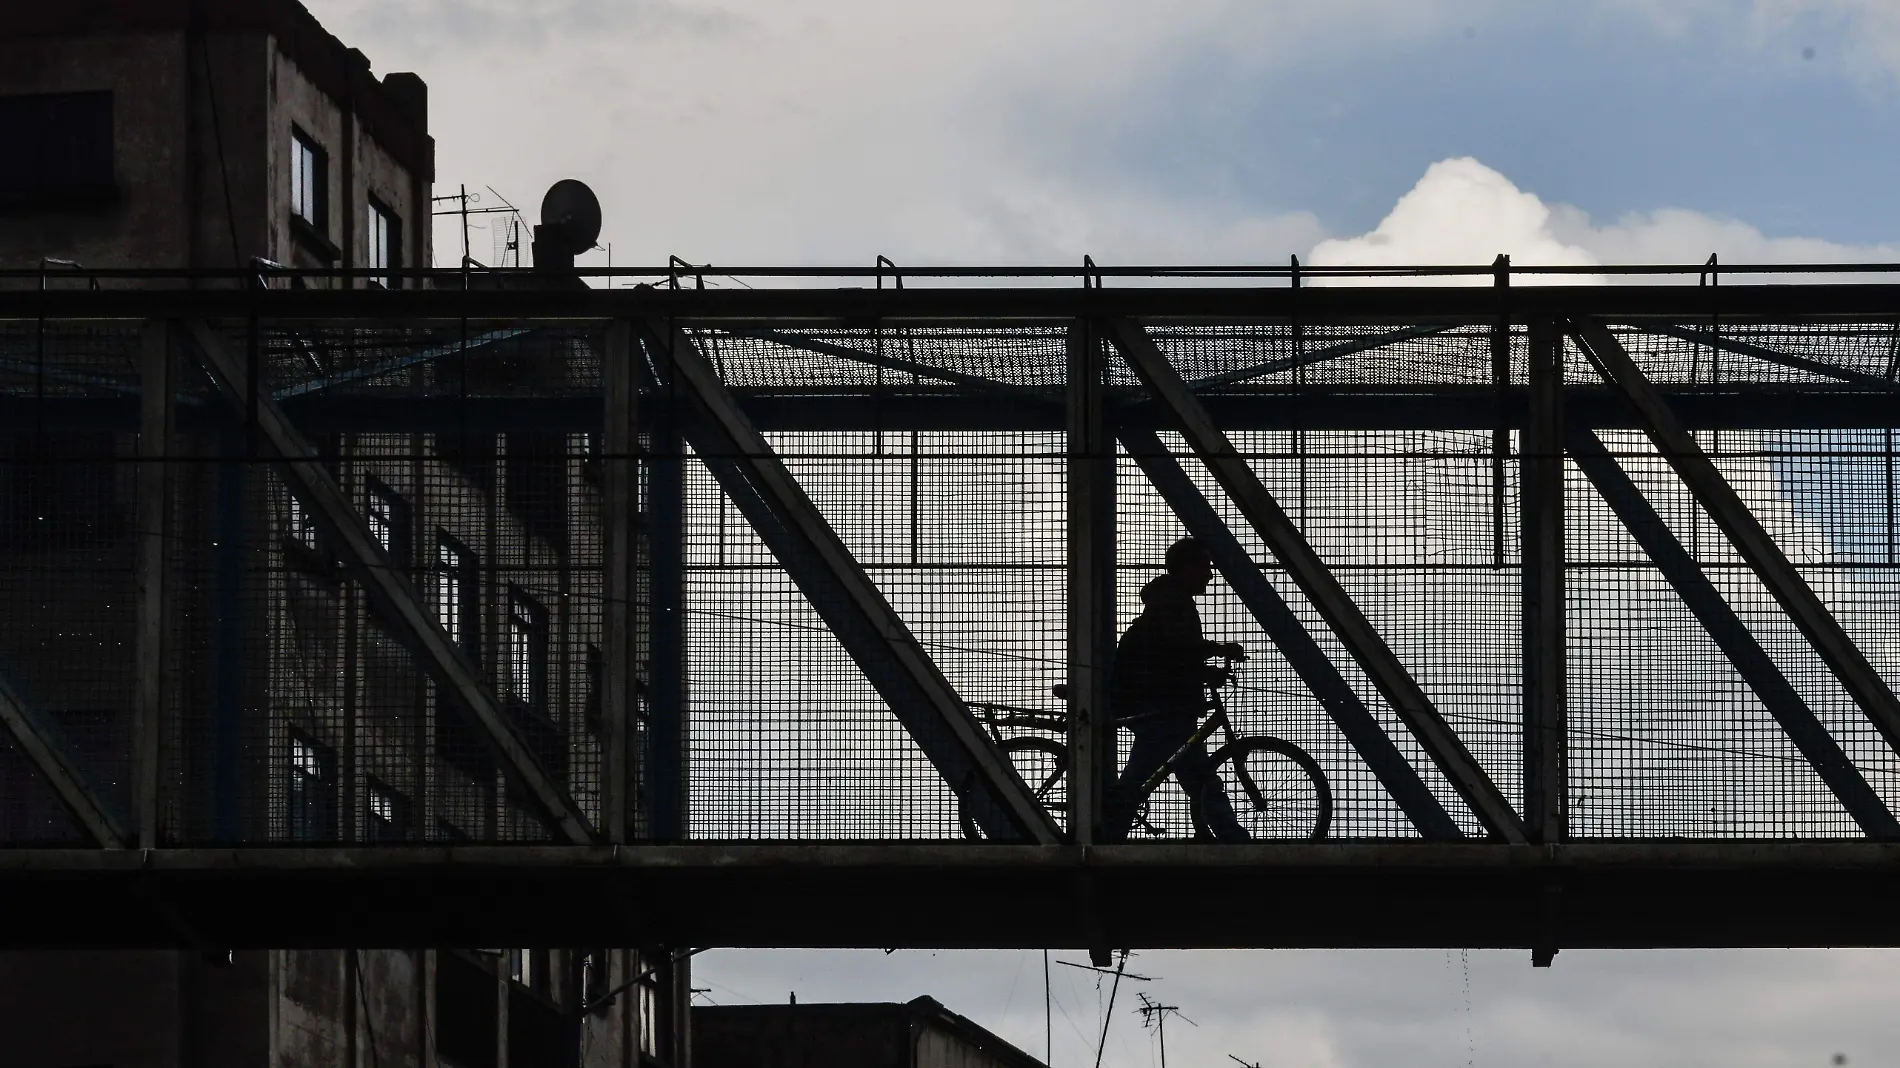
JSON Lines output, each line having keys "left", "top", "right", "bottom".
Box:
{"left": 959, "top": 736, "right": 1068, "bottom": 840}
{"left": 1200, "top": 736, "right": 1331, "bottom": 840}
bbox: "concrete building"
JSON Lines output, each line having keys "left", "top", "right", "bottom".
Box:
{"left": 694, "top": 998, "right": 1048, "bottom": 1068}
{"left": 0, "top": 3, "right": 682, "bottom": 1066}
{"left": 2, "top": 0, "right": 430, "bottom": 280}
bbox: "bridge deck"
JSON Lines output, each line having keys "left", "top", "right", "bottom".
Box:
{"left": 6, "top": 842, "right": 1899, "bottom": 951}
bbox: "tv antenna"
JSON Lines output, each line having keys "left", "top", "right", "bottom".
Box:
{"left": 1135, "top": 992, "right": 1195, "bottom": 1068}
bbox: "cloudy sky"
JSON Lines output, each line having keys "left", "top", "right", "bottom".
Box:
{"left": 308, "top": 1, "right": 1900, "bottom": 1064}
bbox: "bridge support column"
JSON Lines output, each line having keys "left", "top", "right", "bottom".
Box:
{"left": 134, "top": 320, "right": 174, "bottom": 847}
{"left": 1067, "top": 320, "right": 1112, "bottom": 845}
{"left": 647, "top": 327, "right": 686, "bottom": 843}
{"left": 1522, "top": 318, "right": 1566, "bottom": 844}
{"left": 603, "top": 320, "right": 639, "bottom": 843}
{"left": 1106, "top": 317, "right": 1528, "bottom": 843}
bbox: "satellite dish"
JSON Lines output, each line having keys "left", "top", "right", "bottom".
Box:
{"left": 538, "top": 179, "right": 602, "bottom": 257}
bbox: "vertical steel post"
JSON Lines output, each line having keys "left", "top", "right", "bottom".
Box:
{"left": 647, "top": 329, "right": 687, "bottom": 843}
{"left": 671, "top": 950, "right": 693, "bottom": 1068}
{"left": 603, "top": 321, "right": 638, "bottom": 843}
{"left": 1066, "top": 320, "right": 1113, "bottom": 844}
{"left": 1491, "top": 255, "right": 1511, "bottom": 567}
{"left": 1521, "top": 318, "right": 1566, "bottom": 843}
{"left": 134, "top": 320, "right": 174, "bottom": 848}
{"left": 212, "top": 424, "right": 246, "bottom": 842}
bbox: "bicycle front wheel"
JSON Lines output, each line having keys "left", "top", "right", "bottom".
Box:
{"left": 1201, "top": 736, "right": 1331, "bottom": 840}
{"left": 958, "top": 736, "right": 1069, "bottom": 840}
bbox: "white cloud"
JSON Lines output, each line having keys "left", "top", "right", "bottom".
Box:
{"left": 1307, "top": 158, "right": 1601, "bottom": 284}
{"left": 1307, "top": 157, "right": 1897, "bottom": 284}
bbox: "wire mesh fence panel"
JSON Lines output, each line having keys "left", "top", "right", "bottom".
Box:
{"left": 144, "top": 320, "right": 606, "bottom": 844}
{"left": 1704, "top": 430, "right": 1900, "bottom": 822}
{"left": 0, "top": 320, "right": 141, "bottom": 844}
{"left": 681, "top": 431, "right": 1067, "bottom": 840}
{"left": 0, "top": 735, "right": 90, "bottom": 844}
{"left": 1566, "top": 430, "right": 1858, "bottom": 837}
{"left": 1117, "top": 430, "right": 1514, "bottom": 838}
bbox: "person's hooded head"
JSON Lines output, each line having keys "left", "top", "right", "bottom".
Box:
{"left": 1163, "top": 536, "right": 1213, "bottom": 597}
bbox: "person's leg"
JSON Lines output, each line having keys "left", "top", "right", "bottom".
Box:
{"left": 1173, "top": 741, "right": 1251, "bottom": 841}
{"left": 1104, "top": 726, "right": 1185, "bottom": 841}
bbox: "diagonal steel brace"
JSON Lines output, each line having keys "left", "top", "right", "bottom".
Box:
{"left": 180, "top": 320, "right": 594, "bottom": 845}
{"left": 1106, "top": 316, "right": 1529, "bottom": 843}
{"left": 0, "top": 673, "right": 126, "bottom": 848}
{"left": 1568, "top": 427, "right": 1900, "bottom": 838}
{"left": 1571, "top": 316, "right": 1900, "bottom": 779}
{"left": 642, "top": 318, "right": 1063, "bottom": 844}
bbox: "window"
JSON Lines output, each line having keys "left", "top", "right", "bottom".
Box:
{"left": 290, "top": 128, "right": 326, "bottom": 227}
{"left": 583, "top": 948, "right": 610, "bottom": 1005}
{"left": 366, "top": 481, "right": 409, "bottom": 562}
{"left": 287, "top": 734, "right": 336, "bottom": 841}
{"left": 507, "top": 589, "right": 549, "bottom": 709}
{"left": 0, "top": 91, "right": 115, "bottom": 209}
{"left": 637, "top": 962, "right": 661, "bottom": 1058}
{"left": 367, "top": 780, "right": 406, "bottom": 842}
{"left": 367, "top": 198, "right": 401, "bottom": 289}
{"left": 436, "top": 533, "right": 478, "bottom": 655}
{"left": 287, "top": 491, "right": 319, "bottom": 549}
{"left": 507, "top": 948, "right": 547, "bottom": 993}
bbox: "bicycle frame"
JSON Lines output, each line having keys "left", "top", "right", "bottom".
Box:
{"left": 1130, "top": 677, "right": 1242, "bottom": 803}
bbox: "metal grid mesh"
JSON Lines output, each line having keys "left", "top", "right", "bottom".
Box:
{"left": 0, "top": 427, "right": 137, "bottom": 843}
{"left": 5, "top": 309, "right": 1900, "bottom": 844}
{"left": 684, "top": 431, "right": 1067, "bottom": 840}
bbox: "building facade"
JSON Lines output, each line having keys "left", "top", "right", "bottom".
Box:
{"left": 0, "top": 4, "right": 679, "bottom": 1066}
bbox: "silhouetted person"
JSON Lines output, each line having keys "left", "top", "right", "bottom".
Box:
{"left": 1105, "top": 537, "right": 1250, "bottom": 842}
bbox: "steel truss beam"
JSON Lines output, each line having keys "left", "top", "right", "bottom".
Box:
{"left": 641, "top": 318, "right": 1063, "bottom": 844}
{"left": 1120, "top": 426, "right": 1463, "bottom": 838}
{"left": 1571, "top": 317, "right": 1900, "bottom": 778}
{"left": 1641, "top": 324, "right": 1898, "bottom": 391}
{"left": 725, "top": 328, "right": 1041, "bottom": 395}
{"left": 1106, "top": 316, "right": 1529, "bottom": 843}
{"left": 1568, "top": 428, "right": 1900, "bottom": 837}
{"left": 15, "top": 281, "right": 1900, "bottom": 322}
{"left": 16, "top": 388, "right": 1900, "bottom": 438}
{"left": 0, "top": 676, "right": 126, "bottom": 848}
{"left": 1186, "top": 324, "right": 1453, "bottom": 390}
{"left": 179, "top": 320, "right": 595, "bottom": 845}
{"left": 20, "top": 842, "right": 1900, "bottom": 951}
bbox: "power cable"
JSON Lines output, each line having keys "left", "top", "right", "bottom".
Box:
{"left": 195, "top": 31, "right": 242, "bottom": 265}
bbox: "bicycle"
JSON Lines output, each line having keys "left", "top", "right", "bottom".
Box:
{"left": 960, "top": 656, "right": 1332, "bottom": 841}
